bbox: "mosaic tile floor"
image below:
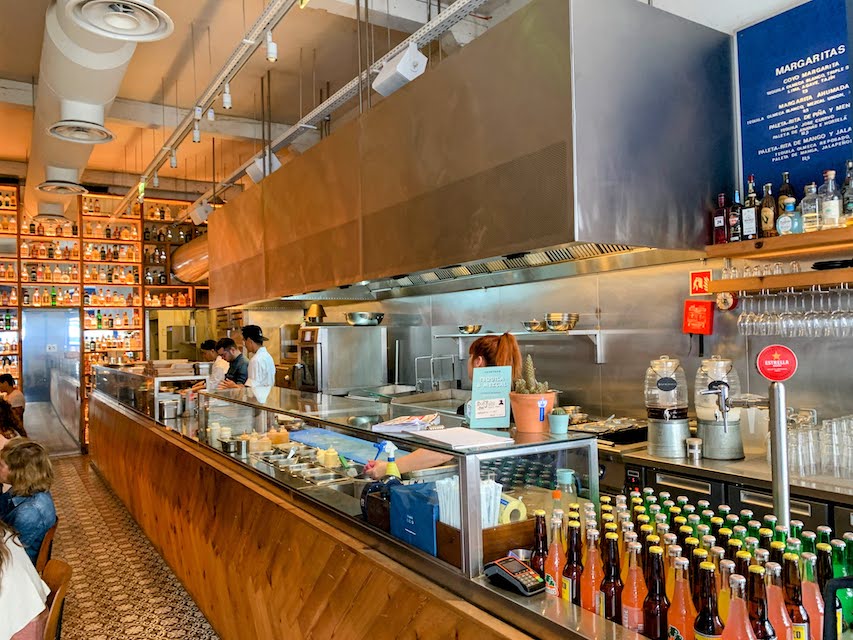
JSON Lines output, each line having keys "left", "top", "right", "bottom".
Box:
{"left": 51, "top": 456, "right": 220, "bottom": 640}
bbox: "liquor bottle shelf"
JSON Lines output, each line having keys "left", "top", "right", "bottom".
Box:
{"left": 83, "top": 305, "right": 143, "bottom": 309}
{"left": 85, "top": 348, "right": 143, "bottom": 354}
{"left": 708, "top": 267, "right": 853, "bottom": 294}
{"left": 84, "top": 327, "right": 143, "bottom": 331}
{"left": 20, "top": 234, "right": 79, "bottom": 242}
{"left": 23, "top": 281, "right": 80, "bottom": 286}
{"left": 706, "top": 227, "right": 853, "bottom": 260}
{"left": 83, "top": 260, "right": 139, "bottom": 267}
{"left": 82, "top": 281, "right": 140, "bottom": 286}
{"left": 82, "top": 237, "right": 140, "bottom": 245}
{"left": 20, "top": 257, "right": 80, "bottom": 263}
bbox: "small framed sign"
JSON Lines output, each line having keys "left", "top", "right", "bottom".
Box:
{"left": 469, "top": 366, "right": 512, "bottom": 429}
{"left": 690, "top": 269, "right": 712, "bottom": 296}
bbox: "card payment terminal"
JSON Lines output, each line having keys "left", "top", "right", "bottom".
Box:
{"left": 483, "top": 557, "right": 545, "bottom": 596}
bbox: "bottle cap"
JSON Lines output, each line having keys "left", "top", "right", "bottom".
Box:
{"left": 556, "top": 468, "right": 575, "bottom": 485}
{"left": 770, "top": 541, "right": 786, "bottom": 550}
{"left": 700, "top": 561, "right": 716, "bottom": 571}
{"left": 685, "top": 537, "right": 700, "bottom": 546}
{"left": 720, "top": 559, "right": 735, "bottom": 570}
{"left": 693, "top": 548, "right": 708, "bottom": 558}
{"left": 568, "top": 520, "right": 581, "bottom": 529}
{"left": 736, "top": 550, "right": 752, "bottom": 560}
{"left": 730, "top": 574, "right": 746, "bottom": 588}
{"left": 680, "top": 525, "right": 694, "bottom": 535}
{"left": 605, "top": 532, "right": 619, "bottom": 541}
{"left": 649, "top": 546, "right": 664, "bottom": 555}
{"left": 759, "top": 528, "right": 773, "bottom": 537}
{"left": 710, "top": 546, "right": 725, "bottom": 558}
{"left": 748, "top": 564, "right": 765, "bottom": 575}
{"left": 640, "top": 524, "right": 654, "bottom": 534}
{"left": 668, "top": 545, "right": 682, "bottom": 557}
{"left": 605, "top": 523, "right": 619, "bottom": 533}
{"left": 552, "top": 490, "right": 562, "bottom": 499}
{"left": 765, "top": 561, "right": 781, "bottom": 575}
{"left": 816, "top": 542, "right": 832, "bottom": 552}
{"left": 534, "top": 509, "right": 546, "bottom": 516}
{"left": 587, "top": 529, "right": 600, "bottom": 540}
{"left": 663, "top": 533, "right": 678, "bottom": 546}
{"left": 674, "top": 556, "right": 689, "bottom": 569}
{"left": 783, "top": 552, "right": 799, "bottom": 562}
{"left": 801, "top": 552, "right": 816, "bottom": 563}
{"left": 728, "top": 539, "right": 743, "bottom": 548}
{"left": 710, "top": 516, "right": 724, "bottom": 525}
{"left": 647, "top": 535, "right": 661, "bottom": 545}
{"left": 628, "top": 541, "right": 642, "bottom": 551}
{"left": 719, "top": 527, "right": 733, "bottom": 536}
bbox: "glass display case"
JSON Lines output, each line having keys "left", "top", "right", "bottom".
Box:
{"left": 91, "top": 365, "right": 207, "bottom": 421}
{"left": 197, "top": 386, "right": 600, "bottom": 578}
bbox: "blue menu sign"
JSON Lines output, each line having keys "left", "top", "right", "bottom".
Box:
{"left": 469, "top": 366, "right": 511, "bottom": 430}
{"left": 737, "top": 0, "right": 852, "bottom": 195}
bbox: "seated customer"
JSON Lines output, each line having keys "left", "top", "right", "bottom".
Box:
{"left": 0, "top": 439, "right": 57, "bottom": 564}
{"left": 0, "top": 374, "right": 25, "bottom": 429}
{"left": 0, "top": 519, "right": 49, "bottom": 640}
{"left": 216, "top": 337, "right": 248, "bottom": 388}
{"left": 0, "top": 398, "right": 25, "bottom": 439}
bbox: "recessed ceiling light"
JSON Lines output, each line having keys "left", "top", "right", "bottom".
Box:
{"left": 48, "top": 120, "right": 114, "bottom": 144}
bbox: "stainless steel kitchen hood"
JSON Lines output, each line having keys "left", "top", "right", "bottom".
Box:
{"left": 208, "top": 0, "right": 733, "bottom": 308}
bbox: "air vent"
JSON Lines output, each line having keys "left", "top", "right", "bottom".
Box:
{"left": 36, "top": 180, "right": 88, "bottom": 196}
{"left": 48, "top": 120, "right": 114, "bottom": 144}
{"left": 66, "top": 0, "right": 174, "bottom": 42}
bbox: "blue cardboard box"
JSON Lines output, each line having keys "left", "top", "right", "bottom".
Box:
{"left": 390, "top": 482, "right": 439, "bottom": 556}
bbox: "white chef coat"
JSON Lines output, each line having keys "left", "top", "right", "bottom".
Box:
{"left": 245, "top": 346, "right": 275, "bottom": 388}
{"left": 207, "top": 356, "right": 230, "bottom": 391}
{"left": 0, "top": 532, "right": 49, "bottom": 640}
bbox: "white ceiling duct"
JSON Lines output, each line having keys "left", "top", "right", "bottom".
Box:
{"left": 23, "top": 0, "right": 173, "bottom": 220}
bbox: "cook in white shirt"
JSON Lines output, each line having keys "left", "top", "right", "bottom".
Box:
{"left": 192, "top": 340, "right": 230, "bottom": 392}
{"left": 221, "top": 325, "right": 275, "bottom": 388}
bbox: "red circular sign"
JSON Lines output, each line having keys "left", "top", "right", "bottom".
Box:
{"left": 756, "top": 345, "right": 798, "bottom": 382}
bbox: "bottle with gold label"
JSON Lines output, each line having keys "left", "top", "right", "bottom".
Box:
{"left": 760, "top": 183, "right": 777, "bottom": 238}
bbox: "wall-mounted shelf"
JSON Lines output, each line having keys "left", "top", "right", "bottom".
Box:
{"left": 708, "top": 267, "right": 853, "bottom": 294}
{"left": 434, "top": 329, "right": 606, "bottom": 364}
{"left": 706, "top": 227, "right": 853, "bottom": 260}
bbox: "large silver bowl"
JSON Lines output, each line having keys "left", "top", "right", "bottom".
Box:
{"left": 345, "top": 312, "right": 385, "bottom": 326}
{"left": 458, "top": 325, "right": 482, "bottom": 334}
{"left": 521, "top": 320, "right": 546, "bottom": 332}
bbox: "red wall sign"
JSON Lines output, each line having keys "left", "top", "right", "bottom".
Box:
{"left": 690, "top": 269, "right": 712, "bottom": 296}
{"left": 756, "top": 345, "right": 798, "bottom": 382}
{"left": 683, "top": 300, "right": 715, "bottom": 335}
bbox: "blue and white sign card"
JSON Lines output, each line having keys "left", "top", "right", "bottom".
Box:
{"left": 469, "top": 366, "right": 511, "bottom": 430}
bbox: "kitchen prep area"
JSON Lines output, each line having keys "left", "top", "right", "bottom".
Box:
{"left": 5, "top": 0, "right": 853, "bottom": 639}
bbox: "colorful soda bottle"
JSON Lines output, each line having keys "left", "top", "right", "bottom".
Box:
{"left": 666, "top": 544, "right": 683, "bottom": 603}
{"left": 766, "top": 561, "right": 794, "bottom": 640}
{"left": 722, "top": 574, "right": 758, "bottom": 640}
{"left": 530, "top": 510, "right": 548, "bottom": 578}
{"left": 600, "top": 532, "right": 624, "bottom": 623}
{"left": 562, "top": 520, "right": 583, "bottom": 605}
{"left": 693, "top": 562, "right": 724, "bottom": 640}
{"left": 623, "top": 541, "right": 648, "bottom": 633}
{"left": 544, "top": 516, "right": 565, "bottom": 597}
{"left": 669, "top": 556, "right": 697, "bottom": 640}
{"left": 581, "top": 529, "right": 604, "bottom": 613}
{"left": 816, "top": 542, "right": 842, "bottom": 639}
{"left": 736, "top": 549, "right": 753, "bottom": 578}
{"left": 815, "top": 526, "right": 831, "bottom": 547}
{"left": 718, "top": 559, "right": 734, "bottom": 625}
{"left": 830, "top": 538, "right": 852, "bottom": 629}
{"left": 782, "top": 552, "right": 810, "bottom": 640}
{"left": 800, "top": 531, "right": 816, "bottom": 556}
{"left": 747, "top": 565, "right": 778, "bottom": 640}
{"left": 643, "top": 545, "right": 670, "bottom": 640}
{"left": 800, "top": 552, "right": 823, "bottom": 640}
{"left": 691, "top": 548, "right": 709, "bottom": 609}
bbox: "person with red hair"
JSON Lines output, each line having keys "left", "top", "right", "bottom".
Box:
{"left": 365, "top": 332, "right": 521, "bottom": 479}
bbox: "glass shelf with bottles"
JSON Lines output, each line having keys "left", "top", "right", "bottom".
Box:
{"left": 142, "top": 226, "right": 193, "bottom": 245}
{"left": 84, "top": 309, "right": 142, "bottom": 330}
{"left": 142, "top": 200, "right": 189, "bottom": 222}
{"left": 0, "top": 187, "right": 18, "bottom": 212}
{"left": 21, "top": 286, "right": 80, "bottom": 308}
{"left": 21, "top": 218, "right": 78, "bottom": 238}
{"left": 0, "top": 356, "right": 20, "bottom": 380}
{"left": 20, "top": 239, "right": 80, "bottom": 262}
{"left": 84, "top": 331, "right": 142, "bottom": 352}
{"left": 83, "top": 265, "right": 139, "bottom": 286}
{"left": 81, "top": 219, "right": 140, "bottom": 243}
{"left": 83, "top": 243, "right": 140, "bottom": 263}
{"left": 0, "top": 310, "right": 19, "bottom": 331}
{"left": 80, "top": 196, "right": 139, "bottom": 219}
{"left": 0, "top": 216, "right": 17, "bottom": 237}
{"left": 85, "top": 352, "right": 143, "bottom": 368}
{"left": 143, "top": 245, "right": 174, "bottom": 267}
{"left": 0, "top": 287, "right": 19, "bottom": 308}
{"left": 0, "top": 263, "right": 16, "bottom": 282}
{"left": 21, "top": 263, "right": 79, "bottom": 285}
{"left": 83, "top": 288, "right": 142, "bottom": 308}
{"left": 144, "top": 289, "right": 192, "bottom": 308}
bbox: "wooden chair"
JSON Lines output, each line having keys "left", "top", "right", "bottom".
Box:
{"left": 35, "top": 516, "right": 59, "bottom": 575}
{"left": 42, "top": 559, "right": 72, "bottom": 640}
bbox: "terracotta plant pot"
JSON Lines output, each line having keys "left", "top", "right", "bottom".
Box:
{"left": 509, "top": 391, "right": 557, "bottom": 433}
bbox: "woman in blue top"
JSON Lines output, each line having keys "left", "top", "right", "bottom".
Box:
{"left": 0, "top": 438, "right": 57, "bottom": 565}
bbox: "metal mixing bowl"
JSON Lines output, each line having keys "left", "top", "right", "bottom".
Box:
{"left": 458, "top": 325, "right": 482, "bottom": 334}
{"left": 345, "top": 312, "right": 385, "bottom": 326}
{"left": 521, "top": 320, "right": 546, "bottom": 332}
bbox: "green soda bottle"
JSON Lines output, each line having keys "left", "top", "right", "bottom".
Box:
{"left": 774, "top": 525, "right": 789, "bottom": 544}
{"left": 816, "top": 525, "right": 832, "bottom": 546}
{"left": 800, "top": 531, "right": 816, "bottom": 555}
{"left": 789, "top": 520, "right": 803, "bottom": 541}
{"left": 831, "top": 538, "right": 853, "bottom": 627}
{"left": 747, "top": 520, "right": 762, "bottom": 539}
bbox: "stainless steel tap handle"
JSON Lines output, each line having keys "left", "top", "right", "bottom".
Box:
{"left": 699, "top": 381, "right": 730, "bottom": 431}
{"left": 769, "top": 382, "right": 790, "bottom": 529}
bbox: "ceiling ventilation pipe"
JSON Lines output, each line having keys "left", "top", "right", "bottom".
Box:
{"left": 23, "top": 0, "right": 173, "bottom": 220}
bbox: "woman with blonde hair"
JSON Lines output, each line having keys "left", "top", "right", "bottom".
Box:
{"left": 0, "top": 518, "right": 49, "bottom": 640}
{"left": 366, "top": 332, "right": 522, "bottom": 479}
{"left": 0, "top": 439, "right": 57, "bottom": 565}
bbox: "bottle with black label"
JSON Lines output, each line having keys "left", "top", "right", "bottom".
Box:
{"left": 741, "top": 175, "right": 759, "bottom": 241}
{"left": 728, "top": 190, "right": 743, "bottom": 243}
{"left": 778, "top": 171, "right": 796, "bottom": 218}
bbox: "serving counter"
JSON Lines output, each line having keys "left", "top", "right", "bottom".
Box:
{"left": 87, "top": 370, "right": 643, "bottom": 640}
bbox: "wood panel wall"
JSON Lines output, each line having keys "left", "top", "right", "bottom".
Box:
{"left": 88, "top": 396, "right": 532, "bottom": 640}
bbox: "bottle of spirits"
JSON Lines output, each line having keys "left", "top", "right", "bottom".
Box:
{"left": 777, "top": 171, "right": 796, "bottom": 218}
{"left": 729, "top": 190, "right": 743, "bottom": 242}
{"left": 722, "top": 574, "right": 757, "bottom": 640}
{"left": 623, "top": 541, "right": 647, "bottom": 633}
{"left": 782, "top": 553, "right": 810, "bottom": 640}
{"left": 694, "top": 562, "right": 724, "bottom": 640}
{"left": 742, "top": 176, "right": 759, "bottom": 240}
{"left": 712, "top": 193, "right": 728, "bottom": 245}
{"left": 801, "top": 183, "right": 821, "bottom": 232}
{"left": 669, "top": 556, "right": 697, "bottom": 640}
{"left": 819, "top": 170, "right": 843, "bottom": 229}
{"left": 760, "top": 183, "right": 777, "bottom": 238}
{"left": 600, "top": 531, "right": 624, "bottom": 623}
{"left": 643, "top": 545, "right": 670, "bottom": 640}
{"left": 776, "top": 198, "right": 802, "bottom": 235}
{"left": 842, "top": 160, "right": 853, "bottom": 225}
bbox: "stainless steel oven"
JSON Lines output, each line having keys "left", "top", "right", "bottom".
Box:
{"left": 296, "top": 324, "right": 387, "bottom": 395}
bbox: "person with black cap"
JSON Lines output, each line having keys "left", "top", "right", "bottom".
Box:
{"left": 220, "top": 325, "right": 275, "bottom": 388}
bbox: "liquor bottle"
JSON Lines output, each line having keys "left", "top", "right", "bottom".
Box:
{"left": 623, "top": 541, "right": 647, "bottom": 633}
{"left": 760, "top": 183, "right": 777, "bottom": 237}
{"left": 28, "top": 219, "right": 35, "bottom": 235}
{"left": 711, "top": 193, "right": 729, "bottom": 245}
{"left": 49, "top": 286, "right": 57, "bottom": 307}
{"left": 728, "top": 191, "right": 743, "bottom": 242}
{"left": 563, "top": 519, "right": 583, "bottom": 604}
{"left": 816, "top": 543, "right": 843, "bottom": 639}
{"left": 644, "top": 545, "right": 670, "bottom": 640}
{"left": 158, "top": 271, "right": 167, "bottom": 285}
{"left": 799, "top": 183, "right": 821, "bottom": 232}
{"left": 718, "top": 559, "right": 735, "bottom": 625}
{"left": 21, "top": 290, "right": 29, "bottom": 306}
{"left": 776, "top": 198, "right": 802, "bottom": 235}
{"left": 544, "top": 516, "right": 565, "bottom": 597}
{"left": 694, "top": 562, "right": 724, "bottom": 640}
{"left": 581, "top": 529, "right": 604, "bottom": 613}
{"left": 748, "top": 565, "right": 777, "bottom": 640}
{"left": 143, "top": 226, "right": 151, "bottom": 241}
{"left": 530, "top": 510, "right": 547, "bottom": 578}
{"left": 96, "top": 310, "right": 103, "bottom": 330}
{"left": 20, "top": 240, "right": 28, "bottom": 258}
{"left": 670, "top": 556, "right": 697, "bottom": 640}
{"left": 778, "top": 171, "right": 796, "bottom": 217}
{"left": 742, "top": 176, "right": 759, "bottom": 240}
{"left": 819, "top": 170, "right": 843, "bottom": 229}
{"left": 782, "top": 552, "right": 810, "bottom": 640}
{"left": 799, "top": 552, "right": 823, "bottom": 639}
{"left": 36, "top": 220, "right": 44, "bottom": 236}
{"left": 723, "top": 574, "right": 758, "bottom": 640}
{"left": 600, "top": 531, "right": 623, "bottom": 623}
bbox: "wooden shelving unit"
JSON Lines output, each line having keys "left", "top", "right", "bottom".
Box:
{"left": 707, "top": 229, "right": 853, "bottom": 293}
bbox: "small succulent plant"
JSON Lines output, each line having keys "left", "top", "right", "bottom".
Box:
{"left": 513, "top": 354, "right": 549, "bottom": 394}
{"left": 551, "top": 407, "right": 567, "bottom": 415}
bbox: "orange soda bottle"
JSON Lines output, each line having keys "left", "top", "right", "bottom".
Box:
{"left": 669, "top": 556, "right": 697, "bottom": 640}
{"left": 766, "top": 561, "right": 794, "bottom": 640}
{"left": 718, "top": 558, "right": 735, "bottom": 625}
{"left": 622, "top": 541, "right": 648, "bottom": 634}
{"left": 722, "top": 573, "right": 758, "bottom": 640}
{"left": 581, "top": 529, "right": 604, "bottom": 613}
{"left": 622, "top": 530, "right": 638, "bottom": 584}
{"left": 544, "top": 516, "right": 565, "bottom": 597}
{"left": 666, "top": 544, "right": 683, "bottom": 603}
{"left": 800, "top": 552, "right": 824, "bottom": 640}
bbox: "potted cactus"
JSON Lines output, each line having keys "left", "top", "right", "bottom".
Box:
{"left": 509, "top": 355, "right": 558, "bottom": 432}
{"left": 548, "top": 407, "right": 570, "bottom": 435}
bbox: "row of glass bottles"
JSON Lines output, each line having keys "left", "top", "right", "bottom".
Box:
{"left": 85, "top": 351, "right": 139, "bottom": 366}
{"left": 0, "top": 291, "right": 18, "bottom": 306}
{"left": 82, "top": 266, "right": 139, "bottom": 285}
{"left": 22, "top": 218, "right": 77, "bottom": 237}
{"left": 0, "top": 356, "right": 18, "bottom": 377}
{"left": 21, "top": 287, "right": 79, "bottom": 307}
{"left": 84, "top": 311, "right": 141, "bottom": 330}
{"left": 0, "top": 264, "right": 15, "bottom": 280}
{"left": 20, "top": 241, "right": 78, "bottom": 260}
{"left": 144, "top": 269, "right": 169, "bottom": 285}
{"left": 144, "top": 205, "right": 178, "bottom": 221}
{"left": 82, "top": 222, "right": 139, "bottom": 241}
{"left": 0, "top": 217, "right": 16, "bottom": 233}
{"left": 83, "top": 244, "right": 140, "bottom": 262}
{"left": 0, "top": 191, "right": 17, "bottom": 208}
{"left": 145, "top": 247, "right": 169, "bottom": 265}
{"left": 0, "top": 338, "right": 18, "bottom": 353}
{"left": 83, "top": 290, "right": 141, "bottom": 307}
{"left": 86, "top": 334, "right": 142, "bottom": 351}
{"left": 145, "top": 291, "right": 191, "bottom": 307}
{"left": 22, "top": 264, "right": 78, "bottom": 283}
{"left": 0, "top": 312, "right": 18, "bottom": 330}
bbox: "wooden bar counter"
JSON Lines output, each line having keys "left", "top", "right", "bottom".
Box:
{"left": 87, "top": 391, "right": 536, "bottom": 640}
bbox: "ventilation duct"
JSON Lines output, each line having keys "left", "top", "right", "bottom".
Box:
{"left": 65, "top": 0, "right": 174, "bottom": 42}
{"left": 48, "top": 100, "right": 114, "bottom": 144}
{"left": 36, "top": 166, "right": 88, "bottom": 196}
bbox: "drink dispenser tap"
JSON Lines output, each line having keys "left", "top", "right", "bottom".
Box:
{"left": 696, "top": 356, "right": 743, "bottom": 461}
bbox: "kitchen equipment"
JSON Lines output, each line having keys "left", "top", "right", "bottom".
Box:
{"left": 344, "top": 312, "right": 385, "bottom": 326}
{"left": 520, "top": 320, "right": 546, "bottom": 332}
{"left": 158, "top": 398, "right": 180, "bottom": 420}
{"left": 194, "top": 362, "right": 212, "bottom": 376}
{"left": 275, "top": 363, "right": 299, "bottom": 389}
{"left": 645, "top": 355, "right": 690, "bottom": 458}
{"left": 458, "top": 325, "right": 482, "bottom": 334}
{"left": 545, "top": 313, "right": 579, "bottom": 332}
{"left": 296, "top": 324, "right": 387, "bottom": 394}
{"left": 305, "top": 303, "right": 327, "bottom": 324}
{"left": 279, "top": 323, "right": 301, "bottom": 362}
{"left": 220, "top": 438, "right": 249, "bottom": 457}
{"left": 695, "top": 355, "right": 744, "bottom": 460}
